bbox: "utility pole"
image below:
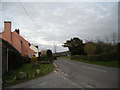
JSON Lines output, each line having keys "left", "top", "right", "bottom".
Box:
{"left": 53, "top": 42, "right": 57, "bottom": 53}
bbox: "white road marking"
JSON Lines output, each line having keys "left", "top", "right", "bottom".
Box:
{"left": 54, "top": 61, "right": 93, "bottom": 88}
{"left": 81, "top": 65, "right": 107, "bottom": 72}
{"left": 54, "top": 62, "right": 58, "bottom": 68}
{"left": 86, "top": 84, "right": 94, "bottom": 88}
{"left": 71, "top": 81, "right": 80, "bottom": 87}
{"left": 64, "top": 73, "right": 68, "bottom": 76}
{"left": 39, "top": 82, "right": 47, "bottom": 86}
{"left": 69, "top": 62, "right": 76, "bottom": 65}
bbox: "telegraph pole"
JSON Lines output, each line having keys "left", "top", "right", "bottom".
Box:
{"left": 53, "top": 42, "right": 57, "bottom": 53}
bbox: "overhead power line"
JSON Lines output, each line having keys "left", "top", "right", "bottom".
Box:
{"left": 18, "top": 0, "right": 41, "bottom": 29}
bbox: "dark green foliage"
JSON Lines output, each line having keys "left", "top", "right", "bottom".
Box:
{"left": 46, "top": 49, "right": 53, "bottom": 63}
{"left": 53, "top": 56, "right": 58, "bottom": 60}
{"left": 71, "top": 52, "right": 118, "bottom": 62}
{"left": 46, "top": 49, "right": 52, "bottom": 57}
{"left": 95, "top": 42, "right": 103, "bottom": 54}
{"left": 1, "top": 38, "right": 26, "bottom": 71}
{"left": 84, "top": 42, "right": 96, "bottom": 55}
{"left": 118, "top": 43, "right": 120, "bottom": 61}
{"left": 63, "top": 37, "right": 118, "bottom": 63}
{"left": 22, "top": 56, "right": 30, "bottom": 63}
{"left": 41, "top": 55, "right": 47, "bottom": 61}
{"left": 95, "top": 42, "right": 117, "bottom": 55}
{"left": 118, "top": 42, "right": 120, "bottom": 53}
{"left": 40, "top": 49, "right": 53, "bottom": 63}
{"left": 38, "top": 52, "right": 41, "bottom": 61}
{"left": 63, "top": 37, "right": 84, "bottom": 55}
{"left": 3, "top": 63, "right": 55, "bottom": 87}
{"left": 8, "top": 50, "right": 25, "bottom": 70}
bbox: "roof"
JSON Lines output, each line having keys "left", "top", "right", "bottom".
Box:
{"left": 12, "top": 31, "right": 29, "bottom": 44}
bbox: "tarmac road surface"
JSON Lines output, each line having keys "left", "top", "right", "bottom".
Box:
{"left": 8, "top": 58, "right": 118, "bottom": 88}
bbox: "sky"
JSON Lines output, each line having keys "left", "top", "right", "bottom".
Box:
{"left": 1, "top": 1, "right": 118, "bottom": 53}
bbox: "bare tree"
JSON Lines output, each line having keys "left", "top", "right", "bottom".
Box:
{"left": 111, "top": 32, "right": 117, "bottom": 44}
{"left": 104, "top": 35, "right": 109, "bottom": 44}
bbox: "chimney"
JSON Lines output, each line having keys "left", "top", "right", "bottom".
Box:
{"left": 4, "top": 21, "right": 11, "bottom": 33}
{"left": 3, "top": 21, "right": 12, "bottom": 44}
{"left": 15, "top": 29, "right": 19, "bottom": 34}
{"left": 35, "top": 46, "right": 38, "bottom": 48}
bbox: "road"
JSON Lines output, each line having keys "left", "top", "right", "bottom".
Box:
{"left": 8, "top": 58, "right": 118, "bottom": 88}
{"left": 55, "top": 58, "right": 118, "bottom": 88}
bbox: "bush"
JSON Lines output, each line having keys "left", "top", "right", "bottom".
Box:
{"left": 41, "top": 55, "right": 47, "bottom": 61}
{"left": 53, "top": 56, "right": 57, "bottom": 60}
{"left": 1, "top": 38, "right": 26, "bottom": 71}
{"left": 84, "top": 42, "right": 96, "bottom": 55}
{"left": 22, "top": 56, "right": 30, "bottom": 63}
{"left": 40, "top": 49, "right": 53, "bottom": 63}
{"left": 31, "top": 55, "right": 39, "bottom": 68}
{"left": 71, "top": 52, "right": 118, "bottom": 62}
{"left": 8, "top": 50, "right": 25, "bottom": 70}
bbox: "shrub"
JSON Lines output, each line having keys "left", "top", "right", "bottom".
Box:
{"left": 46, "top": 49, "right": 53, "bottom": 63}
{"left": 84, "top": 42, "right": 96, "bottom": 55}
{"left": 41, "top": 55, "right": 47, "bottom": 61}
{"left": 1, "top": 38, "right": 25, "bottom": 71}
{"left": 40, "top": 49, "right": 53, "bottom": 63}
{"left": 31, "top": 55, "right": 39, "bottom": 68}
{"left": 71, "top": 52, "right": 118, "bottom": 62}
{"left": 8, "top": 50, "right": 25, "bottom": 70}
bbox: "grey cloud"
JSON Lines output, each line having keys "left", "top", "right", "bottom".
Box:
{"left": 2, "top": 2, "right": 118, "bottom": 52}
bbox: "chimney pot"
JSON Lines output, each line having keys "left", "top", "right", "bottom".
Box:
{"left": 15, "top": 29, "right": 19, "bottom": 34}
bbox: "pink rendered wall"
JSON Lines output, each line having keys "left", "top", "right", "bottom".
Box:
{"left": 0, "top": 33, "right": 2, "bottom": 38}
{"left": 1, "top": 21, "right": 34, "bottom": 57}
{"left": 12, "top": 32, "right": 22, "bottom": 53}
{"left": 19, "top": 36, "right": 34, "bottom": 56}
{"left": 12, "top": 31, "right": 34, "bottom": 56}
{"left": 2, "top": 22, "right": 12, "bottom": 44}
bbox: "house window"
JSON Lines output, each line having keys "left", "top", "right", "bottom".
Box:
{"left": 20, "top": 40, "right": 22, "bottom": 44}
{"left": 20, "top": 40, "right": 22, "bottom": 53}
{"left": 34, "top": 52, "right": 37, "bottom": 54}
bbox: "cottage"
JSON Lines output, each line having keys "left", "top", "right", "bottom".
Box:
{"left": 30, "top": 44, "right": 39, "bottom": 57}
{"left": 0, "top": 21, "right": 34, "bottom": 57}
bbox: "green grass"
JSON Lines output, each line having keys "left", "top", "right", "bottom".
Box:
{"left": 62, "top": 56, "right": 119, "bottom": 68}
{"left": 3, "top": 63, "right": 55, "bottom": 87}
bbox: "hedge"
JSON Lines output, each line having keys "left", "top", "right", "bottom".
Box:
{"left": 71, "top": 52, "right": 118, "bottom": 61}
{"left": 1, "top": 38, "right": 26, "bottom": 71}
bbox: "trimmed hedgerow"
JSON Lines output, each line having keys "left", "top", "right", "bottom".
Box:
{"left": 71, "top": 52, "right": 118, "bottom": 62}
{"left": 1, "top": 38, "right": 27, "bottom": 71}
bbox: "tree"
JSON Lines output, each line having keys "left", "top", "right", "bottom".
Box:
{"left": 104, "top": 35, "right": 109, "bottom": 44}
{"left": 46, "top": 49, "right": 52, "bottom": 57}
{"left": 63, "top": 37, "right": 84, "bottom": 55}
{"left": 111, "top": 32, "right": 117, "bottom": 44}
{"left": 46, "top": 49, "right": 53, "bottom": 63}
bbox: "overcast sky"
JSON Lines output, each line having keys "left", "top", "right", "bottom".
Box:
{"left": 1, "top": 2, "right": 118, "bottom": 52}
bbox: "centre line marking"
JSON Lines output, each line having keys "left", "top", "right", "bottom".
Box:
{"left": 82, "top": 66, "right": 107, "bottom": 72}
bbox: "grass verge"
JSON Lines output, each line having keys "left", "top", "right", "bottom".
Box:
{"left": 63, "top": 56, "right": 119, "bottom": 68}
{"left": 3, "top": 63, "right": 55, "bottom": 87}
